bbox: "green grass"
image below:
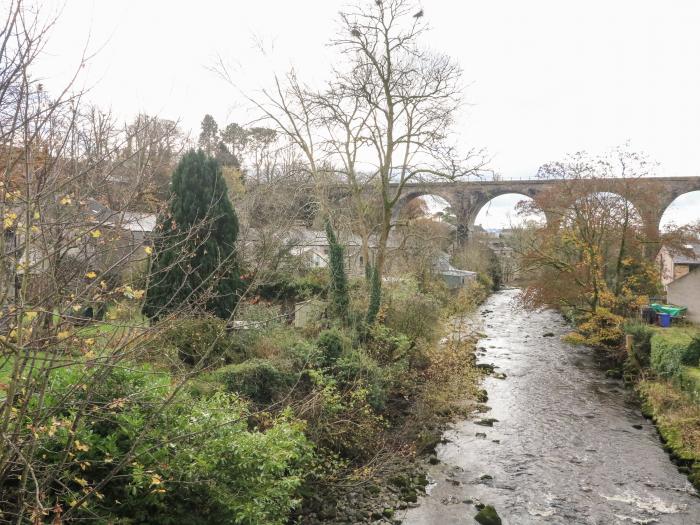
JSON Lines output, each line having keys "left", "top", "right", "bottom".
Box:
{"left": 0, "top": 351, "right": 70, "bottom": 384}
{"left": 0, "top": 356, "right": 13, "bottom": 383}
{"left": 651, "top": 325, "right": 699, "bottom": 340}
{"left": 638, "top": 379, "right": 700, "bottom": 490}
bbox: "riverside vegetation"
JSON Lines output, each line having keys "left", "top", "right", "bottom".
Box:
{"left": 0, "top": 144, "right": 492, "bottom": 523}
{"left": 626, "top": 323, "right": 700, "bottom": 490}
{"left": 555, "top": 280, "right": 700, "bottom": 494}
{"left": 1, "top": 272, "right": 491, "bottom": 524}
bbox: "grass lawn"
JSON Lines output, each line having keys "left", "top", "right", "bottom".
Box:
{"left": 1, "top": 303, "right": 149, "bottom": 385}
{"left": 651, "top": 324, "right": 699, "bottom": 340}
{"left": 0, "top": 351, "right": 63, "bottom": 384}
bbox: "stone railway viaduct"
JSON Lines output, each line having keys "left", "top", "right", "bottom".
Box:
{"left": 389, "top": 176, "right": 700, "bottom": 243}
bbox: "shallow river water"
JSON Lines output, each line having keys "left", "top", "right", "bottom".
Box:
{"left": 401, "top": 289, "right": 699, "bottom": 525}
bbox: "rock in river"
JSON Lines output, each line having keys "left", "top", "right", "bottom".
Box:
{"left": 474, "top": 505, "right": 502, "bottom": 525}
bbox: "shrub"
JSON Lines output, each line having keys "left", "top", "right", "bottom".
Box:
{"left": 335, "top": 348, "right": 388, "bottom": 411}
{"left": 43, "top": 362, "right": 170, "bottom": 416}
{"left": 317, "top": 328, "right": 349, "bottom": 365}
{"left": 34, "top": 366, "right": 311, "bottom": 525}
{"left": 147, "top": 394, "right": 311, "bottom": 525}
{"left": 444, "top": 281, "right": 490, "bottom": 317}
{"left": 250, "top": 325, "right": 305, "bottom": 359}
{"left": 687, "top": 335, "right": 700, "bottom": 366}
{"left": 651, "top": 330, "right": 700, "bottom": 379}
{"left": 156, "top": 316, "right": 247, "bottom": 368}
{"left": 301, "top": 369, "right": 385, "bottom": 460}
{"left": 624, "top": 321, "right": 655, "bottom": 368}
{"left": 366, "top": 323, "right": 413, "bottom": 364}
{"left": 564, "top": 308, "right": 624, "bottom": 354}
{"left": 215, "top": 358, "right": 290, "bottom": 403}
{"left": 384, "top": 291, "right": 442, "bottom": 343}
{"left": 255, "top": 270, "right": 328, "bottom": 302}
{"left": 284, "top": 340, "right": 325, "bottom": 370}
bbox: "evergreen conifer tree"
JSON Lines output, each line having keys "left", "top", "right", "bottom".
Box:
{"left": 143, "top": 150, "right": 241, "bottom": 320}
{"left": 366, "top": 264, "right": 381, "bottom": 324}
{"left": 325, "top": 219, "right": 349, "bottom": 321}
{"left": 198, "top": 114, "right": 219, "bottom": 155}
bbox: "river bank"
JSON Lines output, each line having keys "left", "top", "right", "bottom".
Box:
{"left": 638, "top": 379, "right": 700, "bottom": 492}
{"left": 402, "top": 289, "right": 699, "bottom": 525}
{"left": 299, "top": 290, "right": 488, "bottom": 524}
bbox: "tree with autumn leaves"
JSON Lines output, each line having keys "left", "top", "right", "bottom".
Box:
{"left": 515, "top": 149, "right": 700, "bottom": 354}
{"left": 518, "top": 149, "right": 667, "bottom": 317}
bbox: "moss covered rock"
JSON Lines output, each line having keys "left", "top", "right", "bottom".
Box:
{"left": 474, "top": 505, "right": 502, "bottom": 525}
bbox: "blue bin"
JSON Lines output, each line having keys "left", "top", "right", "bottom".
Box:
{"left": 658, "top": 313, "right": 671, "bottom": 328}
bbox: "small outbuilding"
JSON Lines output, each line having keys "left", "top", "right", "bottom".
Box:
{"left": 433, "top": 252, "right": 477, "bottom": 289}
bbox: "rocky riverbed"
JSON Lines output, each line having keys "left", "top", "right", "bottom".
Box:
{"left": 401, "top": 289, "right": 700, "bottom": 525}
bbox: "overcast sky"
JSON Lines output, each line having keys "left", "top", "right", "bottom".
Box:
{"left": 36, "top": 0, "right": 700, "bottom": 228}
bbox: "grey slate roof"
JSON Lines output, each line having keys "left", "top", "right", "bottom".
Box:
{"left": 670, "top": 243, "right": 700, "bottom": 265}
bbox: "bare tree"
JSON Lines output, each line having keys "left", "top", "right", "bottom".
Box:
{"left": 224, "top": 0, "right": 486, "bottom": 303}
{"left": 0, "top": 4, "right": 247, "bottom": 521}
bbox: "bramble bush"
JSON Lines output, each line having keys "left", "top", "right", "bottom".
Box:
{"left": 214, "top": 358, "right": 291, "bottom": 404}
{"left": 335, "top": 348, "right": 389, "bottom": 411}
{"left": 155, "top": 316, "right": 247, "bottom": 367}
{"left": 249, "top": 324, "right": 306, "bottom": 360}
{"left": 384, "top": 290, "right": 442, "bottom": 344}
{"left": 317, "top": 328, "right": 349, "bottom": 365}
{"left": 366, "top": 323, "right": 413, "bottom": 364}
{"left": 299, "top": 369, "right": 386, "bottom": 461}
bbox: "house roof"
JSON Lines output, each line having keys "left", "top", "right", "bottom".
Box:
{"left": 246, "top": 226, "right": 365, "bottom": 248}
{"left": 669, "top": 243, "right": 700, "bottom": 265}
{"left": 85, "top": 199, "right": 156, "bottom": 233}
{"left": 433, "top": 251, "right": 476, "bottom": 277}
{"left": 119, "top": 212, "right": 157, "bottom": 232}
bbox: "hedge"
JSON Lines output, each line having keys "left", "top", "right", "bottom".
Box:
{"left": 650, "top": 330, "right": 700, "bottom": 379}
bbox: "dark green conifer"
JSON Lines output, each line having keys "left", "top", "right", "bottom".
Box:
{"left": 143, "top": 150, "right": 241, "bottom": 320}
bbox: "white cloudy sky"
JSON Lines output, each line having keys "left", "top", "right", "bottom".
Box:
{"left": 35, "top": 0, "right": 700, "bottom": 228}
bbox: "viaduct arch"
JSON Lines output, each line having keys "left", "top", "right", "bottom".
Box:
{"left": 390, "top": 176, "right": 700, "bottom": 246}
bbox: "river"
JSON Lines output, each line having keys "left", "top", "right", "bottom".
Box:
{"left": 401, "top": 289, "right": 700, "bottom": 525}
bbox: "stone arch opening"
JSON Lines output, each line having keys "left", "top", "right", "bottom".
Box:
{"left": 659, "top": 190, "right": 700, "bottom": 232}
{"left": 400, "top": 193, "right": 452, "bottom": 221}
{"left": 564, "top": 191, "right": 644, "bottom": 227}
{"left": 392, "top": 191, "right": 454, "bottom": 225}
{"left": 472, "top": 193, "right": 546, "bottom": 232}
